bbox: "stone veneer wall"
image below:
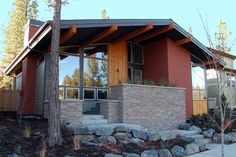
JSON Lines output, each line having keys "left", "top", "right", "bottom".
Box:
{"left": 110, "top": 84, "right": 186, "bottom": 130}
{"left": 60, "top": 100, "right": 83, "bottom": 122}
{"left": 100, "top": 100, "right": 121, "bottom": 123}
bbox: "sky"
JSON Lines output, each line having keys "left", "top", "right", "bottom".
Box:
{"left": 0, "top": 0, "right": 235, "bottom": 87}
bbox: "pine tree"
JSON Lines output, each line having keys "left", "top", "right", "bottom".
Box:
{"left": 0, "top": 0, "right": 38, "bottom": 88}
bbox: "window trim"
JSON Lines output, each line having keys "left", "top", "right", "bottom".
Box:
{"left": 83, "top": 88, "right": 96, "bottom": 100}
{"left": 65, "top": 87, "right": 80, "bottom": 100}
{"left": 97, "top": 88, "right": 108, "bottom": 100}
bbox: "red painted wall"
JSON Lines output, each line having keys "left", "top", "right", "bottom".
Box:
{"left": 143, "top": 38, "right": 169, "bottom": 82}
{"left": 28, "top": 25, "right": 40, "bottom": 41}
{"left": 167, "top": 39, "right": 193, "bottom": 117}
{"left": 143, "top": 38, "right": 193, "bottom": 117}
{"left": 21, "top": 55, "right": 37, "bottom": 114}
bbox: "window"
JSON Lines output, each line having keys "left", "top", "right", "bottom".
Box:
{"left": 66, "top": 87, "right": 79, "bottom": 99}
{"left": 128, "top": 67, "right": 132, "bottom": 83}
{"left": 133, "top": 44, "right": 143, "bottom": 64}
{"left": 59, "top": 87, "right": 64, "bottom": 99}
{"left": 128, "top": 42, "right": 132, "bottom": 63}
{"left": 226, "top": 72, "right": 235, "bottom": 87}
{"left": 83, "top": 88, "right": 96, "bottom": 100}
{"left": 97, "top": 89, "right": 108, "bottom": 100}
{"left": 133, "top": 69, "right": 143, "bottom": 84}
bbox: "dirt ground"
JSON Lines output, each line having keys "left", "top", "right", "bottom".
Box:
{"left": 0, "top": 113, "right": 187, "bottom": 157}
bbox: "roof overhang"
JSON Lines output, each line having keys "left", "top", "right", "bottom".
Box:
{"left": 5, "top": 19, "right": 226, "bottom": 75}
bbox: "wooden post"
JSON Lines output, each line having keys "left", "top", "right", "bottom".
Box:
{"left": 79, "top": 47, "right": 84, "bottom": 99}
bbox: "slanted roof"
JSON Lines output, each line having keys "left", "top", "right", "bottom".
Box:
{"left": 208, "top": 48, "right": 236, "bottom": 60}
{"left": 5, "top": 19, "right": 225, "bottom": 75}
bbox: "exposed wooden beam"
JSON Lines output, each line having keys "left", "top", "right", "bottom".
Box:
{"left": 82, "top": 24, "right": 118, "bottom": 47}
{"left": 60, "top": 25, "right": 77, "bottom": 45}
{"left": 174, "top": 37, "right": 192, "bottom": 46}
{"left": 203, "top": 59, "right": 219, "bottom": 66}
{"left": 114, "top": 23, "right": 153, "bottom": 43}
{"left": 133, "top": 23, "right": 176, "bottom": 44}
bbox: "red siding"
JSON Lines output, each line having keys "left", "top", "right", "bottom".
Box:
{"left": 21, "top": 56, "right": 37, "bottom": 114}
{"left": 28, "top": 25, "right": 40, "bottom": 41}
{"left": 143, "top": 38, "right": 193, "bottom": 117}
{"left": 143, "top": 38, "right": 169, "bottom": 83}
{"left": 167, "top": 39, "right": 193, "bottom": 117}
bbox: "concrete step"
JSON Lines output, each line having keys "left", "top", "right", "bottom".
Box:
{"left": 82, "top": 114, "right": 105, "bottom": 120}
{"left": 80, "top": 119, "right": 108, "bottom": 125}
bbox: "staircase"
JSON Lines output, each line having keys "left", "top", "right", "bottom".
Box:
{"left": 80, "top": 114, "right": 108, "bottom": 125}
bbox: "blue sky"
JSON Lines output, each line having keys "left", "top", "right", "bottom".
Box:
{"left": 0, "top": 0, "right": 235, "bottom": 87}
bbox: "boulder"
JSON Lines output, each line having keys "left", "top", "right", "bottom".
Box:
{"left": 213, "top": 133, "right": 233, "bottom": 143}
{"left": 178, "top": 123, "right": 191, "bottom": 130}
{"left": 179, "top": 136, "right": 195, "bottom": 143}
{"left": 184, "top": 143, "right": 200, "bottom": 155}
{"left": 66, "top": 122, "right": 81, "bottom": 134}
{"left": 7, "top": 153, "right": 19, "bottom": 157}
{"left": 188, "top": 125, "right": 202, "bottom": 134}
{"left": 97, "top": 136, "right": 116, "bottom": 144}
{"left": 113, "top": 132, "right": 132, "bottom": 141}
{"left": 95, "top": 126, "right": 114, "bottom": 136}
{"left": 129, "top": 138, "right": 145, "bottom": 144}
{"left": 104, "top": 153, "right": 123, "bottom": 157}
{"left": 123, "top": 152, "right": 140, "bottom": 157}
{"left": 227, "top": 132, "right": 236, "bottom": 142}
{"left": 147, "top": 131, "right": 160, "bottom": 141}
{"left": 194, "top": 139, "right": 211, "bottom": 151}
{"left": 79, "top": 135, "right": 95, "bottom": 142}
{"left": 141, "top": 150, "right": 158, "bottom": 157}
{"left": 202, "top": 128, "right": 215, "bottom": 138}
{"left": 115, "top": 125, "right": 132, "bottom": 133}
{"left": 170, "top": 145, "right": 184, "bottom": 157}
{"left": 158, "top": 149, "right": 172, "bottom": 157}
{"left": 78, "top": 125, "right": 95, "bottom": 135}
{"left": 132, "top": 129, "right": 148, "bottom": 140}
{"left": 81, "top": 141, "right": 101, "bottom": 147}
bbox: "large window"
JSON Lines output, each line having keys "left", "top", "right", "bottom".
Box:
{"left": 226, "top": 72, "right": 235, "bottom": 87}
{"left": 128, "top": 42, "right": 144, "bottom": 84}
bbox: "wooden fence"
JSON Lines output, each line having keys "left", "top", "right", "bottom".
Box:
{"left": 0, "top": 89, "right": 20, "bottom": 111}
{"left": 193, "top": 100, "right": 208, "bottom": 115}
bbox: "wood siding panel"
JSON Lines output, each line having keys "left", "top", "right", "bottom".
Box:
{"left": 35, "top": 60, "right": 45, "bottom": 115}
{"left": 108, "top": 41, "right": 128, "bottom": 86}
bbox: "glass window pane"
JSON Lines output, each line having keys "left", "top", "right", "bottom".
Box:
{"left": 128, "top": 67, "right": 132, "bottom": 83}
{"left": 192, "top": 66, "right": 206, "bottom": 89}
{"left": 226, "top": 73, "right": 231, "bottom": 87}
{"left": 133, "top": 44, "right": 143, "bottom": 64}
{"left": 97, "top": 89, "right": 108, "bottom": 100}
{"left": 59, "top": 87, "right": 64, "bottom": 100}
{"left": 193, "top": 90, "right": 200, "bottom": 100}
{"left": 133, "top": 69, "right": 142, "bottom": 84}
{"left": 59, "top": 56, "right": 80, "bottom": 86}
{"left": 84, "top": 89, "right": 95, "bottom": 100}
{"left": 128, "top": 42, "right": 132, "bottom": 63}
{"left": 200, "top": 91, "right": 207, "bottom": 100}
{"left": 66, "top": 88, "right": 79, "bottom": 99}
{"left": 231, "top": 74, "right": 235, "bottom": 87}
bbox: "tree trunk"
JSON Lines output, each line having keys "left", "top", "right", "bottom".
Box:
{"left": 48, "top": 0, "right": 62, "bottom": 146}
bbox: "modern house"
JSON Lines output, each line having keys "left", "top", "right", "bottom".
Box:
{"left": 5, "top": 19, "right": 224, "bottom": 130}
{"left": 207, "top": 49, "right": 236, "bottom": 109}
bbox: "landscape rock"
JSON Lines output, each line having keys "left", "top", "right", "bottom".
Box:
{"left": 141, "top": 150, "right": 159, "bottom": 157}
{"left": 104, "top": 153, "right": 123, "bottom": 157}
{"left": 188, "top": 125, "right": 202, "bottom": 134}
{"left": 79, "top": 135, "right": 95, "bottom": 142}
{"left": 129, "top": 138, "right": 145, "bottom": 144}
{"left": 178, "top": 123, "right": 191, "bottom": 130}
{"left": 227, "top": 132, "right": 236, "bottom": 142}
{"left": 78, "top": 125, "right": 95, "bottom": 135}
{"left": 115, "top": 125, "right": 131, "bottom": 132}
{"left": 147, "top": 131, "right": 160, "bottom": 141}
{"left": 95, "top": 126, "right": 114, "bottom": 136}
{"left": 66, "top": 122, "right": 81, "bottom": 134}
{"left": 7, "top": 153, "right": 20, "bottom": 157}
{"left": 158, "top": 149, "right": 172, "bottom": 157}
{"left": 184, "top": 143, "right": 200, "bottom": 155}
{"left": 194, "top": 139, "right": 211, "bottom": 151}
{"left": 132, "top": 129, "right": 148, "bottom": 140}
{"left": 179, "top": 136, "right": 195, "bottom": 143}
{"left": 170, "top": 145, "right": 184, "bottom": 157}
{"left": 97, "top": 136, "right": 117, "bottom": 144}
{"left": 81, "top": 141, "right": 101, "bottom": 147}
{"left": 113, "top": 132, "right": 132, "bottom": 140}
{"left": 123, "top": 152, "right": 140, "bottom": 157}
{"left": 202, "top": 128, "right": 215, "bottom": 138}
{"left": 213, "top": 133, "right": 233, "bottom": 143}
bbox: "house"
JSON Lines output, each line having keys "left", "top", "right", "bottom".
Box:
{"left": 207, "top": 49, "right": 236, "bottom": 109}
{"left": 5, "top": 19, "right": 224, "bottom": 130}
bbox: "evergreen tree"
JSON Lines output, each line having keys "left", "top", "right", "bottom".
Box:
{"left": 0, "top": 0, "right": 38, "bottom": 88}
